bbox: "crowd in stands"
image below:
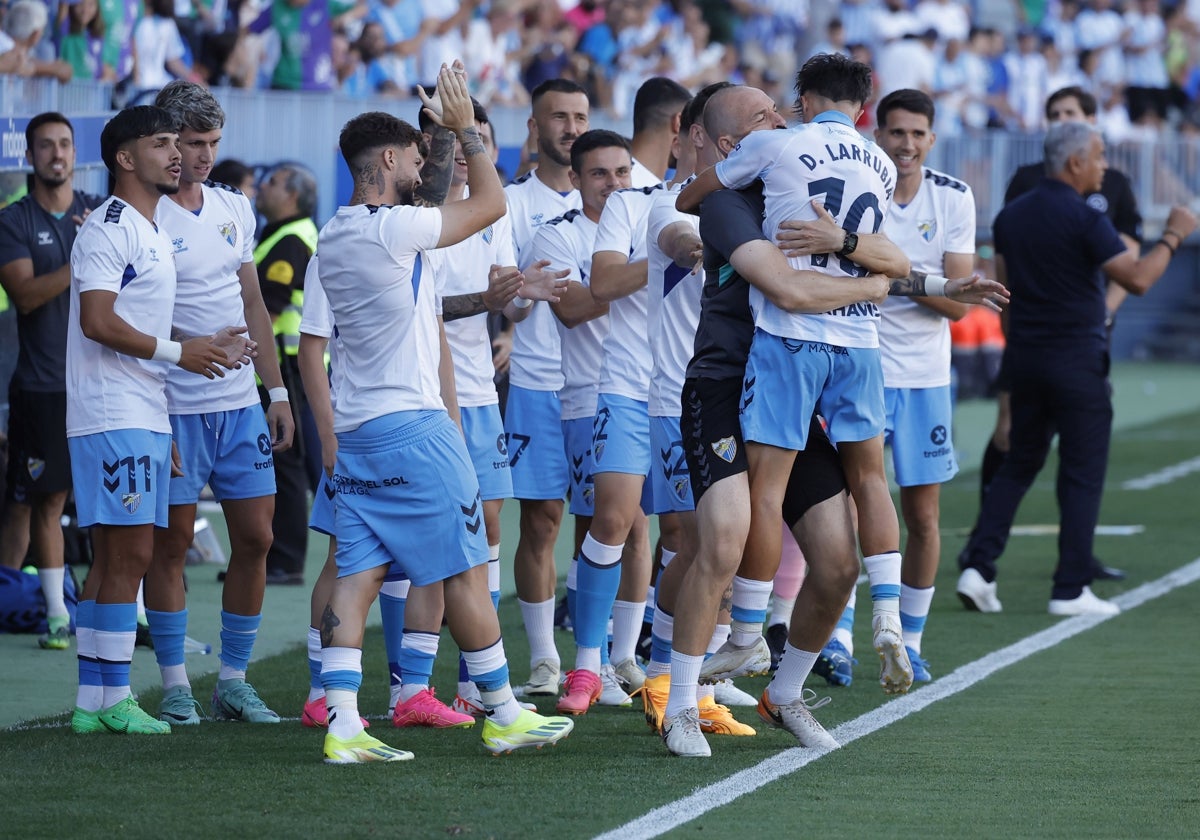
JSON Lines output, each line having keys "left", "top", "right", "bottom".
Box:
{"left": 1, "top": 0, "right": 1199, "bottom": 134}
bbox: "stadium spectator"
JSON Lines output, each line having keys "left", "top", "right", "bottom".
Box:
{"left": 957, "top": 120, "right": 1196, "bottom": 617}
{"left": 1006, "top": 27, "right": 1050, "bottom": 131}
{"left": 59, "top": 0, "right": 107, "bottom": 82}
{"left": 463, "top": 0, "right": 529, "bottom": 107}
{"left": 210, "top": 159, "right": 258, "bottom": 200}
{"left": 876, "top": 28, "right": 938, "bottom": 97}
{"left": 339, "top": 20, "right": 408, "bottom": 97}
{"left": 914, "top": 0, "right": 970, "bottom": 44}
{"left": 0, "top": 113, "right": 103, "bottom": 649}
{"left": 808, "top": 17, "right": 850, "bottom": 60}
{"left": 254, "top": 162, "right": 319, "bottom": 585}
{"left": 130, "top": 0, "right": 197, "bottom": 95}
{"left": 1123, "top": 0, "right": 1171, "bottom": 130}
{"left": 365, "top": 0, "right": 429, "bottom": 93}
{"left": 1, "top": 0, "right": 72, "bottom": 82}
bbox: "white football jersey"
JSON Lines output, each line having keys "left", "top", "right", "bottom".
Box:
{"left": 318, "top": 203, "right": 444, "bottom": 433}
{"left": 534, "top": 209, "right": 608, "bottom": 421}
{"left": 879, "top": 167, "right": 976, "bottom": 389}
{"left": 156, "top": 183, "right": 259, "bottom": 415}
{"left": 631, "top": 157, "right": 662, "bottom": 189}
{"left": 646, "top": 181, "right": 702, "bottom": 417}
{"left": 67, "top": 196, "right": 176, "bottom": 436}
{"left": 504, "top": 171, "right": 581, "bottom": 391}
{"left": 430, "top": 212, "right": 514, "bottom": 407}
{"left": 717, "top": 115, "right": 897, "bottom": 348}
{"left": 299, "top": 254, "right": 343, "bottom": 402}
{"left": 593, "top": 185, "right": 662, "bottom": 400}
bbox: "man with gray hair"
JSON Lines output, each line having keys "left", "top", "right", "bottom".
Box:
{"left": 0, "top": 0, "right": 72, "bottom": 81}
{"left": 143, "top": 80, "right": 295, "bottom": 725}
{"left": 254, "top": 161, "right": 319, "bottom": 585}
{"left": 957, "top": 120, "right": 1196, "bottom": 617}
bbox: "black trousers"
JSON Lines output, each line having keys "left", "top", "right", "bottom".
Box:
{"left": 960, "top": 345, "right": 1112, "bottom": 600}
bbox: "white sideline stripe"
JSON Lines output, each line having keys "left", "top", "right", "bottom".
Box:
{"left": 1122, "top": 455, "right": 1200, "bottom": 490}
{"left": 596, "top": 556, "right": 1200, "bottom": 840}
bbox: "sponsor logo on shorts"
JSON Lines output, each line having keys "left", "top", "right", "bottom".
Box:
{"left": 122, "top": 492, "right": 141, "bottom": 514}
{"left": 257, "top": 434, "right": 272, "bottom": 456}
{"left": 924, "top": 425, "right": 952, "bottom": 459}
{"left": 930, "top": 425, "right": 948, "bottom": 445}
{"left": 332, "top": 473, "right": 410, "bottom": 495}
{"left": 711, "top": 436, "right": 737, "bottom": 463}
{"left": 26, "top": 458, "right": 45, "bottom": 481}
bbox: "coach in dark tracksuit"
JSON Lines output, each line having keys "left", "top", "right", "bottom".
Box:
{"left": 956, "top": 121, "right": 1196, "bottom": 616}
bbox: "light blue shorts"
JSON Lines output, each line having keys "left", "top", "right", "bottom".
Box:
{"left": 740, "top": 330, "right": 885, "bottom": 449}
{"left": 309, "top": 472, "right": 336, "bottom": 536}
{"left": 592, "top": 393, "right": 651, "bottom": 476}
{"left": 650, "top": 415, "right": 694, "bottom": 514}
{"left": 333, "top": 410, "right": 488, "bottom": 585}
{"left": 461, "top": 404, "right": 513, "bottom": 502}
{"left": 562, "top": 416, "right": 597, "bottom": 517}
{"left": 168, "top": 406, "right": 277, "bottom": 504}
{"left": 884, "top": 385, "right": 959, "bottom": 487}
{"left": 504, "top": 385, "right": 568, "bottom": 500}
{"left": 68, "top": 429, "right": 172, "bottom": 528}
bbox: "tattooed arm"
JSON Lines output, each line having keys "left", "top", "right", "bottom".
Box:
{"left": 414, "top": 124, "right": 455, "bottom": 209}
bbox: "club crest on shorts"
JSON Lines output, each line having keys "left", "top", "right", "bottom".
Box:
{"left": 594, "top": 441, "right": 606, "bottom": 460}
{"left": 122, "top": 492, "right": 142, "bottom": 514}
{"left": 583, "top": 486, "right": 594, "bottom": 506}
{"left": 26, "top": 458, "right": 45, "bottom": 481}
{"left": 918, "top": 220, "right": 937, "bottom": 242}
{"left": 711, "top": 436, "right": 737, "bottom": 463}
{"left": 673, "top": 477, "right": 689, "bottom": 500}
{"left": 219, "top": 221, "right": 238, "bottom": 247}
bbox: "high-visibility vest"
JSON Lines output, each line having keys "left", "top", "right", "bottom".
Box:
{"left": 253, "top": 217, "right": 317, "bottom": 357}
{"left": 0, "top": 287, "right": 9, "bottom": 312}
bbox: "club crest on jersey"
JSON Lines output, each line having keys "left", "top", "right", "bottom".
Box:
{"left": 481, "top": 224, "right": 493, "bottom": 244}
{"left": 219, "top": 221, "right": 237, "bottom": 247}
{"left": 918, "top": 220, "right": 937, "bottom": 242}
{"left": 711, "top": 436, "right": 737, "bottom": 463}
{"left": 122, "top": 492, "right": 142, "bottom": 514}
{"left": 26, "top": 458, "right": 45, "bottom": 481}
{"left": 1087, "top": 193, "right": 1109, "bottom": 214}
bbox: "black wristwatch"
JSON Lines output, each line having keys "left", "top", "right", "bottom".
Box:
{"left": 838, "top": 232, "right": 859, "bottom": 257}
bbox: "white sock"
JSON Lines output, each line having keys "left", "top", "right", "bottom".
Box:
{"left": 610, "top": 599, "right": 643, "bottom": 664}
{"left": 664, "top": 651, "right": 703, "bottom": 719}
{"left": 38, "top": 567, "right": 68, "bottom": 619}
{"left": 767, "top": 593, "right": 795, "bottom": 629}
{"left": 519, "top": 597, "right": 559, "bottom": 666}
{"left": 768, "top": 643, "right": 820, "bottom": 705}
{"left": 863, "top": 551, "right": 902, "bottom": 618}
{"left": 160, "top": 664, "right": 190, "bottom": 691}
{"left": 75, "top": 624, "right": 103, "bottom": 712}
{"left": 575, "top": 646, "right": 602, "bottom": 674}
{"left": 900, "top": 583, "right": 935, "bottom": 652}
{"left": 306, "top": 626, "right": 324, "bottom": 702}
{"left": 708, "top": 623, "right": 730, "bottom": 654}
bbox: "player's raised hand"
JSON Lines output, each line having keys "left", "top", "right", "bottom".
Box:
{"left": 946, "top": 274, "right": 1010, "bottom": 312}
{"left": 419, "top": 61, "right": 473, "bottom": 132}
{"left": 516, "top": 260, "right": 570, "bottom": 303}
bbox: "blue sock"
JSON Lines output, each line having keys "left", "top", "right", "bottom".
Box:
{"left": 379, "top": 590, "right": 407, "bottom": 690}
{"left": 399, "top": 630, "right": 437, "bottom": 689}
{"left": 219, "top": 611, "right": 260, "bottom": 675}
{"left": 145, "top": 608, "right": 187, "bottom": 668}
{"left": 458, "top": 652, "right": 469, "bottom": 683}
{"left": 93, "top": 601, "right": 136, "bottom": 692}
{"left": 574, "top": 558, "right": 622, "bottom": 650}
{"left": 76, "top": 600, "right": 102, "bottom": 707}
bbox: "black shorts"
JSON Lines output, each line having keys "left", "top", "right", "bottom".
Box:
{"left": 682, "top": 376, "right": 847, "bottom": 524}
{"left": 5, "top": 388, "right": 71, "bottom": 502}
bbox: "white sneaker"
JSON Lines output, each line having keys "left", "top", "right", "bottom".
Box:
{"left": 662, "top": 707, "right": 711, "bottom": 757}
{"left": 757, "top": 688, "right": 838, "bottom": 750}
{"left": 1048, "top": 586, "right": 1120, "bottom": 616}
{"left": 712, "top": 679, "right": 757, "bottom": 707}
{"left": 699, "top": 636, "right": 772, "bottom": 683}
{"left": 611, "top": 657, "right": 646, "bottom": 692}
{"left": 515, "top": 658, "right": 561, "bottom": 697}
{"left": 957, "top": 568, "right": 1003, "bottom": 613}
{"left": 597, "top": 663, "right": 633, "bottom": 706}
{"left": 872, "top": 614, "right": 914, "bottom": 695}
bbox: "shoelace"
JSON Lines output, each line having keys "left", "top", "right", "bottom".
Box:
{"left": 800, "top": 688, "right": 832, "bottom": 711}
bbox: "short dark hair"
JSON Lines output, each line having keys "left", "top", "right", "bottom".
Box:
{"left": 682, "top": 82, "right": 732, "bottom": 133}
{"left": 794, "top": 53, "right": 873, "bottom": 107}
{"left": 339, "top": 111, "right": 428, "bottom": 174}
{"left": 569, "top": 129, "right": 631, "bottom": 174}
{"left": 25, "top": 111, "right": 72, "bottom": 150}
{"left": 530, "top": 78, "right": 589, "bottom": 108}
{"left": 210, "top": 158, "right": 252, "bottom": 189}
{"left": 1045, "top": 85, "right": 1097, "bottom": 119}
{"left": 632, "top": 76, "right": 692, "bottom": 135}
{"left": 875, "top": 88, "right": 936, "bottom": 129}
{"left": 100, "top": 106, "right": 177, "bottom": 174}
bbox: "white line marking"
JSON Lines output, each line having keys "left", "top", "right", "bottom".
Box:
{"left": 596, "top": 556, "right": 1200, "bottom": 840}
{"left": 1122, "top": 455, "right": 1200, "bottom": 490}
